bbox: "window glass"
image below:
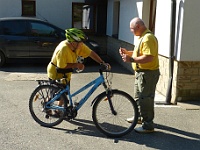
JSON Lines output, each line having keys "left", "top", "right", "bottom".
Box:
{"left": 30, "top": 22, "right": 56, "bottom": 37}
{"left": 2, "top": 20, "right": 27, "bottom": 36}
{"left": 22, "top": 0, "right": 36, "bottom": 16}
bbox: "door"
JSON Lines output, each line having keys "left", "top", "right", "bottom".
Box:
{"left": 149, "top": 0, "right": 157, "bottom": 33}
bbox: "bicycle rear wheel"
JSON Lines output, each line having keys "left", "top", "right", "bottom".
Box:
{"left": 92, "top": 89, "right": 138, "bottom": 138}
{"left": 29, "top": 85, "right": 68, "bottom": 127}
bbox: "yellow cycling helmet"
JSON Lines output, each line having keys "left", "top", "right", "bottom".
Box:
{"left": 65, "top": 28, "right": 87, "bottom": 42}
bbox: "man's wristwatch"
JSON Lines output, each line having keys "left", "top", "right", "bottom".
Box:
{"left": 130, "top": 57, "right": 134, "bottom": 62}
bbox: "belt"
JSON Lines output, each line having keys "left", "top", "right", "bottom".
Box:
{"left": 136, "top": 69, "right": 159, "bottom": 72}
{"left": 51, "top": 62, "right": 57, "bottom": 67}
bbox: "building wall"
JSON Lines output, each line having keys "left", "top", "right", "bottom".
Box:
{"left": 0, "top": 0, "right": 21, "bottom": 17}
{"left": 36, "top": 0, "right": 74, "bottom": 29}
{"left": 155, "top": 0, "right": 200, "bottom": 103}
{"left": 157, "top": 55, "right": 200, "bottom": 103}
{"left": 177, "top": 0, "right": 200, "bottom": 61}
{"left": 155, "top": 0, "right": 200, "bottom": 61}
{"left": 176, "top": 61, "right": 200, "bottom": 101}
{"left": 91, "top": 33, "right": 200, "bottom": 104}
{"left": 0, "top": 0, "right": 84, "bottom": 30}
{"left": 155, "top": 0, "right": 171, "bottom": 57}
{"left": 105, "top": 0, "right": 200, "bottom": 103}
{"left": 107, "top": 0, "right": 137, "bottom": 44}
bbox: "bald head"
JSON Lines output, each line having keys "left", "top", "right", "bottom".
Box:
{"left": 130, "top": 17, "right": 145, "bottom": 26}
{"left": 130, "top": 17, "right": 146, "bottom": 36}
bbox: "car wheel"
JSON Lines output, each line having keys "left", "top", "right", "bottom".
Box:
{"left": 0, "top": 51, "right": 6, "bottom": 67}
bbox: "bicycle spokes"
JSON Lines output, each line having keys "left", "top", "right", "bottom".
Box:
{"left": 92, "top": 90, "right": 138, "bottom": 138}
{"left": 29, "top": 85, "right": 68, "bottom": 127}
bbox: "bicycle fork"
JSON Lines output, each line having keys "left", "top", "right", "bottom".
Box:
{"left": 102, "top": 82, "right": 117, "bottom": 115}
{"left": 106, "top": 90, "right": 117, "bottom": 115}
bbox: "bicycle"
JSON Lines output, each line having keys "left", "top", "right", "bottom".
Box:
{"left": 29, "top": 65, "right": 138, "bottom": 138}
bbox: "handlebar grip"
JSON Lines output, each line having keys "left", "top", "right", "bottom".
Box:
{"left": 100, "top": 64, "right": 107, "bottom": 71}
{"left": 100, "top": 63, "right": 111, "bottom": 72}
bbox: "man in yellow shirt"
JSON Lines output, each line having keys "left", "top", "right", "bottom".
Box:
{"left": 119, "top": 17, "right": 160, "bottom": 133}
{"left": 47, "top": 28, "right": 109, "bottom": 110}
{"left": 47, "top": 28, "right": 108, "bottom": 82}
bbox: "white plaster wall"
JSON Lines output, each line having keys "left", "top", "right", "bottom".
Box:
{"left": 107, "top": 0, "right": 163, "bottom": 47}
{"left": 154, "top": 0, "right": 172, "bottom": 57}
{"left": 178, "top": 0, "right": 200, "bottom": 61}
{"left": 37, "top": 0, "right": 84, "bottom": 29}
{"left": 141, "top": 0, "right": 150, "bottom": 28}
{"left": 107, "top": 0, "right": 173, "bottom": 55}
{"left": 107, "top": 0, "right": 144, "bottom": 44}
{"left": 156, "top": 0, "right": 200, "bottom": 61}
{"left": 37, "top": 0, "right": 68, "bottom": 29}
{"left": 0, "top": 0, "right": 21, "bottom": 17}
{"left": 118, "top": 0, "right": 137, "bottom": 44}
{"left": 0, "top": 0, "right": 84, "bottom": 30}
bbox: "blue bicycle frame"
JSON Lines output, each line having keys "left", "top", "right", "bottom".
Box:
{"left": 45, "top": 73, "right": 105, "bottom": 111}
{"left": 69, "top": 75, "right": 104, "bottom": 110}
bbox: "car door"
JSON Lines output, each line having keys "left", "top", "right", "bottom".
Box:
{"left": 28, "top": 20, "right": 65, "bottom": 57}
{"left": 0, "top": 20, "right": 29, "bottom": 58}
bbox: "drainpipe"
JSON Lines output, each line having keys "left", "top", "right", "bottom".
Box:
{"left": 165, "top": 0, "right": 176, "bottom": 104}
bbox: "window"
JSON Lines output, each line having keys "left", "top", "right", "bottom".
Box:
{"left": 2, "top": 21, "right": 27, "bottom": 36}
{"left": 29, "top": 22, "right": 57, "bottom": 37}
{"left": 72, "top": 3, "right": 96, "bottom": 33}
{"left": 22, "top": 0, "right": 36, "bottom": 16}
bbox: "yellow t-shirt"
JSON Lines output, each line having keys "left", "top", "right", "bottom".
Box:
{"left": 47, "top": 41, "right": 91, "bottom": 82}
{"left": 132, "top": 29, "right": 159, "bottom": 71}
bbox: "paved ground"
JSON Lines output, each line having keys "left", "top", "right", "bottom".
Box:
{"left": 0, "top": 58, "right": 199, "bottom": 150}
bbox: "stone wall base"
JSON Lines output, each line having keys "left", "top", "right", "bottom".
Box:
{"left": 157, "top": 56, "right": 200, "bottom": 103}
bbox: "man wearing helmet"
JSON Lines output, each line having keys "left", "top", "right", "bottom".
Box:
{"left": 47, "top": 28, "right": 109, "bottom": 111}
{"left": 47, "top": 28, "right": 108, "bottom": 83}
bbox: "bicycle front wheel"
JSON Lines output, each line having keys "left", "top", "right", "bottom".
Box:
{"left": 92, "top": 89, "right": 138, "bottom": 138}
{"left": 29, "top": 85, "right": 68, "bottom": 127}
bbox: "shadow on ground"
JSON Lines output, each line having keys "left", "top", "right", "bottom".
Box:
{"left": 49, "top": 118, "right": 200, "bottom": 150}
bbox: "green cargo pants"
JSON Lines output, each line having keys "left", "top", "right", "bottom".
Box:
{"left": 134, "top": 69, "right": 160, "bottom": 130}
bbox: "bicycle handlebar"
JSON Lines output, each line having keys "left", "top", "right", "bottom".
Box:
{"left": 56, "top": 63, "right": 110, "bottom": 75}
{"left": 99, "top": 63, "right": 111, "bottom": 74}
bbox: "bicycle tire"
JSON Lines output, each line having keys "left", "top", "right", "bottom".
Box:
{"left": 29, "top": 84, "right": 68, "bottom": 127}
{"left": 92, "top": 89, "right": 138, "bottom": 138}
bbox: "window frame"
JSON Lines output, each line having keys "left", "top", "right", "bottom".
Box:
{"left": 22, "top": 0, "right": 36, "bottom": 17}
